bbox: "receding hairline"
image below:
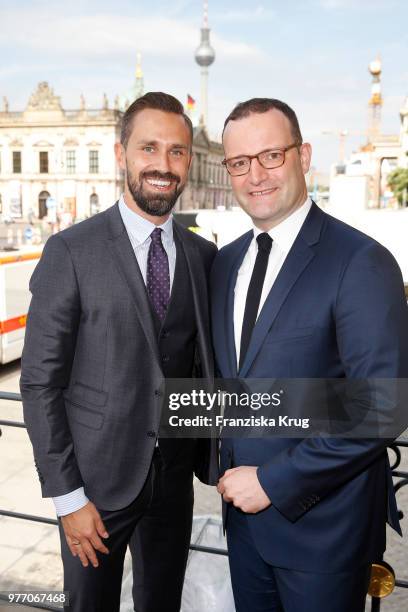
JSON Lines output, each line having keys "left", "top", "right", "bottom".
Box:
{"left": 222, "top": 98, "right": 303, "bottom": 145}
{"left": 223, "top": 107, "right": 294, "bottom": 138}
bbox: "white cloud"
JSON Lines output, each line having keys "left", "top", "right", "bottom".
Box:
{"left": 165, "top": 0, "right": 195, "bottom": 17}
{"left": 0, "top": 7, "right": 264, "bottom": 62}
{"left": 214, "top": 5, "right": 275, "bottom": 23}
{"left": 0, "top": 64, "right": 35, "bottom": 79}
{"left": 319, "top": 0, "right": 399, "bottom": 9}
{"left": 319, "top": 0, "right": 345, "bottom": 7}
{"left": 212, "top": 33, "right": 265, "bottom": 60}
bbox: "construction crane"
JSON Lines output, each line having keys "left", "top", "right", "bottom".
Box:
{"left": 322, "top": 129, "right": 367, "bottom": 162}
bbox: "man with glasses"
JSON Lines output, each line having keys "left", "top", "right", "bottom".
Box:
{"left": 211, "top": 98, "right": 408, "bottom": 611}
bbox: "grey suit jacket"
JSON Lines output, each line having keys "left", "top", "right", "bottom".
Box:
{"left": 20, "top": 203, "right": 218, "bottom": 510}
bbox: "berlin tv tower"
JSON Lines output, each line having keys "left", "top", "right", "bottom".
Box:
{"left": 194, "top": 0, "right": 215, "bottom": 130}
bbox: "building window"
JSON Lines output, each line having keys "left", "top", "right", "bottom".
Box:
{"left": 12, "top": 151, "right": 22, "bottom": 174}
{"left": 66, "top": 150, "right": 76, "bottom": 174}
{"left": 39, "top": 151, "right": 49, "bottom": 173}
{"left": 38, "top": 190, "right": 50, "bottom": 219}
{"left": 89, "top": 150, "right": 99, "bottom": 173}
{"left": 90, "top": 193, "right": 100, "bottom": 216}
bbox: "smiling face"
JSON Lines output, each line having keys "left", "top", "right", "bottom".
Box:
{"left": 115, "top": 108, "right": 192, "bottom": 222}
{"left": 223, "top": 109, "right": 312, "bottom": 230}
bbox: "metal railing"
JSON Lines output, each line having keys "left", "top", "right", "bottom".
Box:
{"left": 0, "top": 391, "right": 406, "bottom": 611}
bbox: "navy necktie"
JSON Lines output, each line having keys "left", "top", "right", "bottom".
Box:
{"left": 239, "top": 232, "right": 273, "bottom": 370}
{"left": 146, "top": 227, "right": 170, "bottom": 321}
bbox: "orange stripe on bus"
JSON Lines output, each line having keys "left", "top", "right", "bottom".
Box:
{"left": 0, "top": 315, "right": 27, "bottom": 335}
{"left": 0, "top": 252, "right": 42, "bottom": 265}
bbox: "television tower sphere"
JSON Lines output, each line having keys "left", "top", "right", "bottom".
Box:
{"left": 369, "top": 58, "right": 382, "bottom": 76}
{"left": 195, "top": 30, "right": 215, "bottom": 67}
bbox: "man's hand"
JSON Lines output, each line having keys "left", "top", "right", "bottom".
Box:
{"left": 61, "top": 501, "right": 109, "bottom": 568}
{"left": 217, "top": 466, "right": 271, "bottom": 513}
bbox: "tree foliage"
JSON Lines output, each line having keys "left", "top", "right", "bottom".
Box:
{"left": 387, "top": 167, "right": 408, "bottom": 205}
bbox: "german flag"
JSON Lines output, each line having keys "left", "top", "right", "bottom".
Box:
{"left": 187, "top": 94, "right": 195, "bottom": 110}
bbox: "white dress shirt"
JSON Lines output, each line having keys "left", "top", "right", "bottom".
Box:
{"left": 53, "top": 195, "right": 176, "bottom": 517}
{"left": 234, "top": 198, "right": 312, "bottom": 368}
{"left": 117, "top": 195, "right": 177, "bottom": 287}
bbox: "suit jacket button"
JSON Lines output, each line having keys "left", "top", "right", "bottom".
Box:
{"left": 147, "top": 431, "right": 156, "bottom": 438}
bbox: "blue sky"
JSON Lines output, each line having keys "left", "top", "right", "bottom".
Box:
{"left": 0, "top": 0, "right": 406, "bottom": 173}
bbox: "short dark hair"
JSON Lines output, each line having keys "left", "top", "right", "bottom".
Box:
{"left": 223, "top": 98, "right": 303, "bottom": 144}
{"left": 120, "top": 91, "right": 193, "bottom": 148}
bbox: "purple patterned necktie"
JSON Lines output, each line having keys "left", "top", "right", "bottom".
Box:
{"left": 146, "top": 227, "right": 170, "bottom": 321}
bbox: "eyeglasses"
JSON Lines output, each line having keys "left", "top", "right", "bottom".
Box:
{"left": 222, "top": 143, "right": 301, "bottom": 176}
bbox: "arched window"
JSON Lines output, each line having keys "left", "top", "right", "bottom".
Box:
{"left": 38, "top": 190, "right": 50, "bottom": 219}
{"left": 90, "top": 193, "right": 100, "bottom": 216}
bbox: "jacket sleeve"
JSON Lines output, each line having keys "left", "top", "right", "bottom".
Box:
{"left": 257, "top": 242, "right": 408, "bottom": 522}
{"left": 20, "top": 234, "right": 84, "bottom": 497}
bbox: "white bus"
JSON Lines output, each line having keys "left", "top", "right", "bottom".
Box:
{"left": 0, "top": 247, "right": 42, "bottom": 364}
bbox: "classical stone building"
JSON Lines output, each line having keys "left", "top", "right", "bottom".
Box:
{"left": 0, "top": 83, "right": 123, "bottom": 220}
{"left": 0, "top": 78, "right": 233, "bottom": 221}
{"left": 179, "top": 125, "right": 234, "bottom": 211}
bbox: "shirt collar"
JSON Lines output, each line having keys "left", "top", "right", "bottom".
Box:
{"left": 118, "top": 194, "right": 174, "bottom": 245}
{"left": 252, "top": 197, "right": 312, "bottom": 255}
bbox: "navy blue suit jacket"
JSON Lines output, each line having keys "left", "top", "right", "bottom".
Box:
{"left": 211, "top": 203, "right": 408, "bottom": 573}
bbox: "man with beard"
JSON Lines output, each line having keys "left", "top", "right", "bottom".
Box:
{"left": 20, "top": 92, "right": 218, "bottom": 612}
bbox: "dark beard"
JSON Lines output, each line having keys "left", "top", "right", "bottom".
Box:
{"left": 127, "top": 169, "right": 183, "bottom": 217}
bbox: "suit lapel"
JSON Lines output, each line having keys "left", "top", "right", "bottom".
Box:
{"left": 239, "top": 203, "right": 326, "bottom": 377}
{"left": 220, "top": 232, "right": 253, "bottom": 377}
{"left": 104, "top": 203, "right": 162, "bottom": 371}
{"left": 173, "top": 221, "right": 213, "bottom": 378}
{"left": 224, "top": 230, "right": 254, "bottom": 377}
